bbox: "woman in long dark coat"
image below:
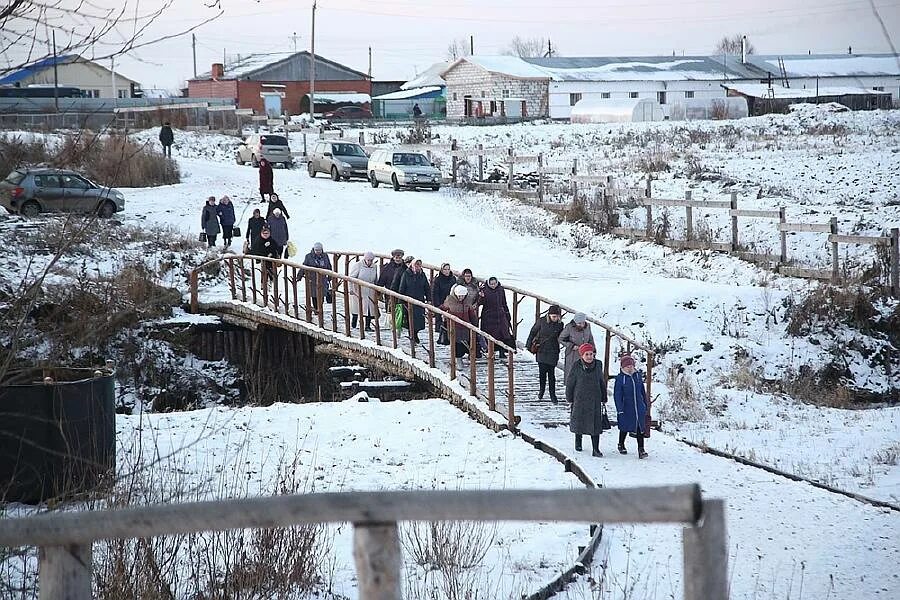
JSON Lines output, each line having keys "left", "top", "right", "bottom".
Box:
{"left": 302, "top": 242, "right": 333, "bottom": 311}
{"left": 216, "top": 195, "right": 236, "bottom": 247}
{"left": 525, "top": 304, "right": 564, "bottom": 402}
{"left": 566, "top": 343, "right": 608, "bottom": 457}
{"left": 200, "top": 196, "right": 220, "bottom": 248}
{"left": 431, "top": 263, "right": 456, "bottom": 344}
{"left": 399, "top": 259, "right": 429, "bottom": 342}
{"left": 478, "top": 276, "right": 513, "bottom": 358}
{"left": 258, "top": 158, "right": 274, "bottom": 201}
{"left": 613, "top": 354, "right": 648, "bottom": 459}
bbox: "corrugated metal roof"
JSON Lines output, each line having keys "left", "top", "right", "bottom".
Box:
{"left": 748, "top": 53, "right": 900, "bottom": 78}
{"left": 194, "top": 51, "right": 368, "bottom": 80}
{"left": 0, "top": 55, "right": 78, "bottom": 85}
{"left": 401, "top": 62, "right": 449, "bottom": 90}
{"left": 374, "top": 86, "right": 442, "bottom": 100}
{"left": 526, "top": 56, "right": 765, "bottom": 81}
{"left": 723, "top": 83, "right": 892, "bottom": 99}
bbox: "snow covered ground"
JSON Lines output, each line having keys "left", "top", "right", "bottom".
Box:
{"left": 4, "top": 108, "right": 900, "bottom": 598}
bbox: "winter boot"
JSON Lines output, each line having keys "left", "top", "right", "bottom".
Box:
{"left": 618, "top": 444, "right": 627, "bottom": 455}
{"left": 638, "top": 451, "right": 649, "bottom": 459}
{"left": 574, "top": 435, "right": 582, "bottom": 452}
{"left": 591, "top": 435, "right": 602, "bottom": 457}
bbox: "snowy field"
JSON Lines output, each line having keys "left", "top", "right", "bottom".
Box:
{"left": 3, "top": 108, "right": 900, "bottom": 598}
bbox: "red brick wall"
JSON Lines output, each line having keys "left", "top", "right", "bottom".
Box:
{"left": 187, "top": 79, "right": 238, "bottom": 100}
{"left": 237, "top": 79, "right": 372, "bottom": 115}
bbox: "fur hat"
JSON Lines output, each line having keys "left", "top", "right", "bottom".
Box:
{"left": 403, "top": 255, "right": 414, "bottom": 264}
{"left": 313, "top": 242, "right": 323, "bottom": 251}
{"left": 453, "top": 285, "right": 468, "bottom": 298}
{"left": 573, "top": 312, "right": 587, "bottom": 325}
{"left": 391, "top": 248, "right": 404, "bottom": 257}
{"left": 462, "top": 268, "right": 473, "bottom": 276}
{"left": 620, "top": 354, "right": 636, "bottom": 368}
{"left": 579, "top": 343, "right": 595, "bottom": 355}
{"left": 548, "top": 304, "right": 561, "bottom": 316}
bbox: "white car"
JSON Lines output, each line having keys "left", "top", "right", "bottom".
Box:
{"left": 367, "top": 149, "right": 441, "bottom": 191}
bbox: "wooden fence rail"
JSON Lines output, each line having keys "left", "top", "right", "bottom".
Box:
{"left": 0, "top": 486, "right": 728, "bottom": 600}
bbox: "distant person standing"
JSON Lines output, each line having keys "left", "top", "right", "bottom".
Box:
{"left": 200, "top": 196, "right": 220, "bottom": 248}
{"left": 302, "top": 242, "right": 334, "bottom": 311}
{"left": 526, "top": 304, "right": 564, "bottom": 403}
{"left": 258, "top": 157, "right": 274, "bottom": 202}
{"left": 246, "top": 208, "right": 266, "bottom": 249}
{"left": 216, "top": 195, "right": 236, "bottom": 248}
{"left": 350, "top": 251, "right": 379, "bottom": 331}
{"left": 265, "top": 192, "right": 290, "bottom": 220}
{"left": 267, "top": 208, "right": 289, "bottom": 258}
{"left": 412, "top": 103, "right": 423, "bottom": 118}
{"left": 159, "top": 122, "right": 174, "bottom": 157}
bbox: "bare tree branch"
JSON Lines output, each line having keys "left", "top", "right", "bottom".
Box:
{"left": 714, "top": 34, "right": 756, "bottom": 55}
{"left": 503, "top": 36, "right": 558, "bottom": 58}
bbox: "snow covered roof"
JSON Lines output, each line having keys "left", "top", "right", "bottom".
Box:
{"left": 195, "top": 51, "right": 368, "bottom": 80}
{"left": 443, "top": 56, "right": 550, "bottom": 80}
{"left": 306, "top": 92, "right": 371, "bottom": 104}
{"left": 748, "top": 54, "right": 900, "bottom": 78}
{"left": 527, "top": 56, "right": 756, "bottom": 81}
{"left": 373, "top": 86, "right": 442, "bottom": 100}
{"left": 0, "top": 55, "right": 78, "bottom": 84}
{"left": 401, "top": 62, "right": 449, "bottom": 90}
{"left": 723, "top": 83, "right": 892, "bottom": 99}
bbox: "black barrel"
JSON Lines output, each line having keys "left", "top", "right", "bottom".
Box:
{"left": 0, "top": 367, "right": 116, "bottom": 504}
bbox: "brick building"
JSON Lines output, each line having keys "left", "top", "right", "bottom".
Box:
{"left": 188, "top": 51, "right": 370, "bottom": 116}
{"left": 441, "top": 57, "right": 549, "bottom": 120}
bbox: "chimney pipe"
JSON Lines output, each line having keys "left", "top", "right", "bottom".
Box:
{"left": 741, "top": 35, "right": 747, "bottom": 64}
{"left": 211, "top": 63, "right": 224, "bottom": 79}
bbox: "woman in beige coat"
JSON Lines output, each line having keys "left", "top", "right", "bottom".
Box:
{"left": 559, "top": 312, "right": 594, "bottom": 384}
{"left": 349, "top": 251, "right": 379, "bottom": 330}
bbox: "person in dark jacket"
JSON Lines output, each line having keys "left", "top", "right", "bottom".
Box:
{"left": 399, "top": 258, "right": 430, "bottom": 342}
{"left": 259, "top": 158, "right": 274, "bottom": 202}
{"left": 216, "top": 195, "right": 236, "bottom": 247}
{"left": 377, "top": 249, "right": 405, "bottom": 310}
{"left": 567, "top": 343, "right": 608, "bottom": 457}
{"left": 265, "top": 192, "right": 290, "bottom": 220}
{"left": 249, "top": 226, "right": 282, "bottom": 281}
{"left": 613, "top": 354, "right": 648, "bottom": 459}
{"left": 246, "top": 208, "right": 266, "bottom": 249}
{"left": 525, "top": 304, "right": 564, "bottom": 402}
{"left": 266, "top": 207, "right": 289, "bottom": 257}
{"left": 431, "top": 263, "right": 456, "bottom": 344}
{"left": 390, "top": 255, "right": 413, "bottom": 293}
{"left": 412, "top": 103, "right": 423, "bottom": 118}
{"left": 200, "top": 196, "right": 220, "bottom": 248}
{"left": 159, "top": 122, "right": 174, "bottom": 157}
{"left": 302, "top": 242, "right": 333, "bottom": 311}
{"left": 478, "top": 276, "right": 513, "bottom": 358}
{"left": 457, "top": 268, "right": 479, "bottom": 308}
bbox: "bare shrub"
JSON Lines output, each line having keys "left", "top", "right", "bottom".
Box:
{"left": 396, "top": 120, "right": 431, "bottom": 145}
{"left": 874, "top": 443, "right": 900, "bottom": 466}
{"left": 785, "top": 285, "right": 878, "bottom": 337}
{"left": 653, "top": 208, "right": 672, "bottom": 244}
{"left": 780, "top": 363, "right": 853, "bottom": 408}
{"left": 659, "top": 368, "right": 707, "bottom": 422}
{"left": 710, "top": 99, "right": 729, "bottom": 120}
{"left": 0, "top": 133, "right": 51, "bottom": 176}
{"left": 632, "top": 149, "right": 671, "bottom": 175}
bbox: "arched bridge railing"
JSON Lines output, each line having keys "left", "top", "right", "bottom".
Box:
{"left": 189, "top": 254, "right": 519, "bottom": 428}
{"left": 323, "top": 250, "right": 655, "bottom": 399}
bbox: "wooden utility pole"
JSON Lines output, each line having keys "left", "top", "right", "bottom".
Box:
{"left": 310, "top": 1, "right": 317, "bottom": 119}
{"left": 368, "top": 46, "right": 372, "bottom": 80}
{"left": 52, "top": 30, "right": 58, "bottom": 112}
{"left": 469, "top": 35, "right": 474, "bottom": 55}
{"left": 192, "top": 33, "right": 197, "bottom": 78}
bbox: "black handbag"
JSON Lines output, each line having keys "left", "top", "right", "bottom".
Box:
{"left": 232, "top": 226, "right": 241, "bottom": 237}
{"left": 438, "top": 326, "right": 450, "bottom": 345}
{"left": 601, "top": 404, "right": 612, "bottom": 431}
{"left": 198, "top": 232, "right": 207, "bottom": 243}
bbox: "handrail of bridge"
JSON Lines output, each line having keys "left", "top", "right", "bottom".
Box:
{"left": 0, "top": 486, "right": 728, "bottom": 600}
{"left": 325, "top": 250, "right": 656, "bottom": 399}
{"left": 189, "top": 254, "right": 519, "bottom": 429}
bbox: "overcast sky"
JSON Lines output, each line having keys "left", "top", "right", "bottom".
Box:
{"left": 22, "top": 0, "right": 900, "bottom": 90}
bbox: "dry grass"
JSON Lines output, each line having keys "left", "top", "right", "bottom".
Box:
{"left": 659, "top": 368, "right": 708, "bottom": 422}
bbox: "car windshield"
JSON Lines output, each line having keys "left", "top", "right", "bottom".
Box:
{"left": 392, "top": 153, "right": 429, "bottom": 166}
{"left": 4, "top": 170, "right": 25, "bottom": 185}
{"left": 261, "top": 135, "right": 288, "bottom": 146}
{"left": 333, "top": 144, "right": 366, "bottom": 157}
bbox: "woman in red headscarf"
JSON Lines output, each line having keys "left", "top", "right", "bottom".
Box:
{"left": 565, "top": 343, "right": 608, "bottom": 457}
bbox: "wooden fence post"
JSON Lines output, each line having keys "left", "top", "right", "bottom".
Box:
{"left": 683, "top": 499, "right": 728, "bottom": 600}
{"left": 730, "top": 192, "right": 738, "bottom": 251}
{"left": 571, "top": 158, "right": 578, "bottom": 200}
{"left": 302, "top": 132, "right": 307, "bottom": 159}
{"left": 891, "top": 228, "right": 899, "bottom": 298}
{"left": 507, "top": 146, "right": 514, "bottom": 191}
{"left": 451, "top": 138, "right": 458, "bottom": 184}
{"left": 779, "top": 207, "right": 788, "bottom": 264}
{"left": 477, "top": 143, "right": 484, "bottom": 182}
{"left": 40, "top": 544, "right": 92, "bottom": 600}
{"left": 645, "top": 176, "right": 652, "bottom": 198}
{"left": 537, "top": 152, "right": 544, "bottom": 203}
{"left": 189, "top": 271, "right": 199, "bottom": 313}
{"left": 685, "top": 190, "right": 693, "bottom": 241}
{"left": 645, "top": 202, "right": 653, "bottom": 240}
{"left": 353, "top": 522, "right": 402, "bottom": 600}
{"left": 830, "top": 217, "right": 840, "bottom": 282}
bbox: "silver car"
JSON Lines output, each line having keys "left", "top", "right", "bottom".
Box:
{"left": 0, "top": 168, "right": 125, "bottom": 218}
{"left": 307, "top": 141, "right": 369, "bottom": 181}
{"left": 235, "top": 134, "right": 294, "bottom": 168}
{"left": 367, "top": 149, "right": 442, "bottom": 191}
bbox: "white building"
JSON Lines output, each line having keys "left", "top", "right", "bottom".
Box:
{"left": 0, "top": 55, "right": 141, "bottom": 98}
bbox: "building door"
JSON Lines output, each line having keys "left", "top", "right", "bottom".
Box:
{"left": 463, "top": 96, "right": 472, "bottom": 117}
{"left": 263, "top": 93, "right": 282, "bottom": 117}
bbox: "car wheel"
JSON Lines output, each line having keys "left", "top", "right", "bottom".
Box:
{"left": 98, "top": 201, "right": 116, "bottom": 219}
{"left": 331, "top": 166, "right": 341, "bottom": 182}
{"left": 369, "top": 172, "right": 379, "bottom": 188}
{"left": 431, "top": 185, "right": 440, "bottom": 191}
{"left": 308, "top": 162, "right": 316, "bottom": 177}
{"left": 251, "top": 154, "right": 259, "bottom": 168}
{"left": 235, "top": 153, "right": 244, "bottom": 165}
{"left": 20, "top": 201, "right": 40, "bottom": 218}
{"left": 392, "top": 174, "right": 401, "bottom": 191}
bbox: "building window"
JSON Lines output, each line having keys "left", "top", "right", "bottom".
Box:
{"left": 601, "top": 92, "right": 610, "bottom": 99}
{"left": 84, "top": 89, "right": 101, "bottom": 98}
{"left": 657, "top": 91, "right": 667, "bottom": 105}
{"left": 873, "top": 86, "right": 884, "bottom": 91}
{"left": 452, "top": 92, "right": 457, "bottom": 101}
{"left": 502, "top": 89, "right": 510, "bottom": 98}
{"left": 117, "top": 89, "right": 127, "bottom": 98}
{"left": 481, "top": 90, "right": 486, "bottom": 97}
{"left": 629, "top": 92, "right": 638, "bottom": 98}
{"left": 569, "top": 92, "right": 582, "bottom": 106}
{"left": 684, "top": 91, "right": 695, "bottom": 99}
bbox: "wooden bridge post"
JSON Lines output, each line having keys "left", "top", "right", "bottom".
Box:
{"left": 427, "top": 309, "right": 435, "bottom": 368}
{"left": 449, "top": 323, "right": 457, "bottom": 380}
{"left": 830, "top": 216, "right": 840, "bottom": 282}
{"left": 891, "top": 228, "right": 900, "bottom": 298}
{"left": 261, "top": 263, "right": 270, "bottom": 306}
{"left": 645, "top": 351, "right": 654, "bottom": 406}
{"left": 374, "top": 291, "right": 383, "bottom": 346}
{"left": 189, "top": 270, "right": 199, "bottom": 313}
{"left": 240, "top": 257, "right": 248, "bottom": 303}
{"left": 407, "top": 300, "right": 416, "bottom": 360}
{"left": 304, "top": 276, "right": 313, "bottom": 322}
{"left": 469, "top": 328, "right": 477, "bottom": 397}
{"left": 604, "top": 329, "right": 612, "bottom": 381}
{"left": 779, "top": 207, "right": 788, "bottom": 263}
{"left": 272, "top": 263, "right": 281, "bottom": 310}
{"left": 344, "top": 280, "right": 352, "bottom": 337}
{"left": 507, "top": 352, "right": 516, "bottom": 430}
{"left": 251, "top": 259, "right": 259, "bottom": 305}
{"left": 730, "top": 192, "right": 739, "bottom": 251}
{"left": 487, "top": 341, "right": 496, "bottom": 411}
{"left": 227, "top": 259, "right": 236, "bottom": 300}
{"left": 40, "top": 544, "right": 92, "bottom": 600}
{"left": 331, "top": 276, "right": 339, "bottom": 332}
{"left": 511, "top": 290, "right": 520, "bottom": 341}
{"left": 291, "top": 266, "right": 300, "bottom": 318}
{"left": 685, "top": 191, "right": 693, "bottom": 241}
{"left": 353, "top": 522, "right": 402, "bottom": 600}
{"left": 683, "top": 499, "right": 728, "bottom": 600}
{"left": 534, "top": 298, "right": 541, "bottom": 324}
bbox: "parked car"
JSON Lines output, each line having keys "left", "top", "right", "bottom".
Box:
{"left": 307, "top": 141, "right": 369, "bottom": 181}
{"left": 235, "top": 134, "right": 294, "bottom": 168}
{"left": 0, "top": 168, "right": 125, "bottom": 218}
{"left": 367, "top": 149, "right": 442, "bottom": 191}
{"left": 323, "top": 106, "right": 372, "bottom": 120}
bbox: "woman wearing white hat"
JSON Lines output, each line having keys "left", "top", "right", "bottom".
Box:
{"left": 350, "top": 251, "right": 379, "bottom": 331}
{"left": 441, "top": 284, "right": 478, "bottom": 369}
